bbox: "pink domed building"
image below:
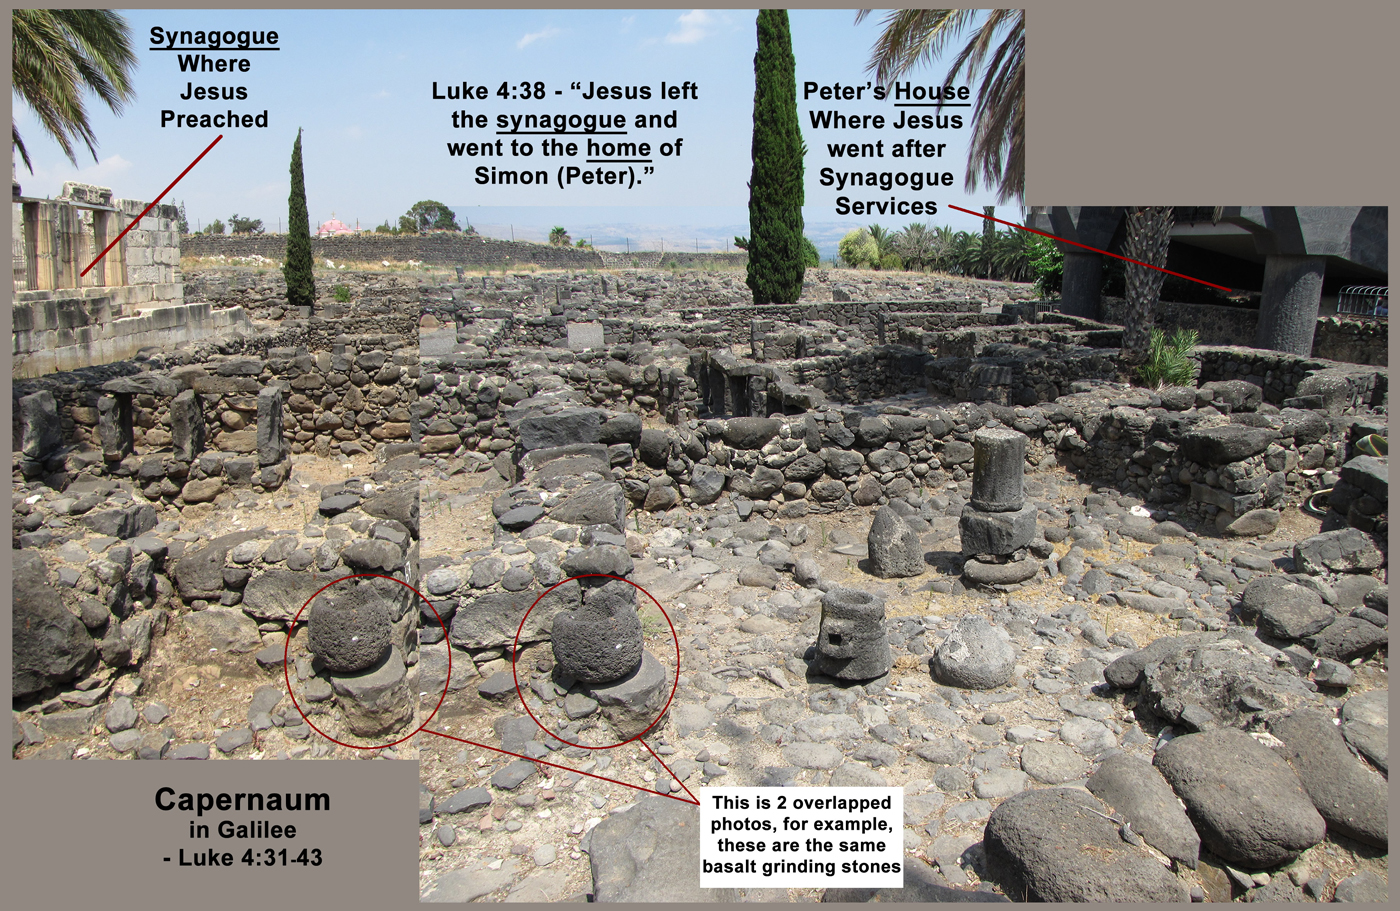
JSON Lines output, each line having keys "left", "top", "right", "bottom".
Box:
{"left": 316, "top": 216, "right": 355, "bottom": 237}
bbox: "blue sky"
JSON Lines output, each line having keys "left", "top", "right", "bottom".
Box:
{"left": 14, "top": 9, "right": 1015, "bottom": 256}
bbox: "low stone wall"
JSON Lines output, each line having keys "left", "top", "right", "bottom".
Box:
{"left": 183, "top": 233, "right": 607, "bottom": 268}
{"left": 13, "top": 328, "right": 419, "bottom": 497}
{"left": 184, "top": 267, "right": 421, "bottom": 331}
{"left": 1100, "top": 297, "right": 1257, "bottom": 346}
{"left": 1313, "top": 316, "right": 1388, "bottom": 366}
{"left": 1098, "top": 298, "right": 1387, "bottom": 367}
{"left": 410, "top": 375, "right": 1364, "bottom": 532}
{"left": 13, "top": 291, "right": 248, "bottom": 379}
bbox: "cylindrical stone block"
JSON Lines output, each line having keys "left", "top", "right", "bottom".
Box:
{"left": 812, "top": 588, "right": 890, "bottom": 681}
{"left": 308, "top": 584, "right": 392, "bottom": 674}
{"left": 970, "top": 427, "right": 1027, "bottom": 513}
{"left": 552, "top": 579, "right": 643, "bottom": 684}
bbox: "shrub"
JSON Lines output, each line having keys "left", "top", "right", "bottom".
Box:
{"left": 839, "top": 227, "right": 878, "bottom": 268}
{"left": 1028, "top": 233, "right": 1063, "bottom": 297}
{"left": 1137, "top": 328, "right": 1199, "bottom": 388}
{"left": 331, "top": 284, "right": 351, "bottom": 303}
{"left": 879, "top": 252, "right": 903, "bottom": 271}
{"left": 801, "top": 236, "right": 820, "bottom": 268}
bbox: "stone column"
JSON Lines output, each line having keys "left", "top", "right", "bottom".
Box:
{"left": 22, "top": 201, "right": 58, "bottom": 291}
{"left": 969, "top": 427, "right": 1026, "bottom": 512}
{"left": 1256, "top": 254, "right": 1326, "bottom": 356}
{"left": 169, "top": 389, "right": 206, "bottom": 461}
{"left": 960, "top": 427, "right": 1038, "bottom": 586}
{"left": 19, "top": 390, "right": 62, "bottom": 463}
{"left": 1059, "top": 250, "right": 1104, "bottom": 319}
{"left": 256, "top": 386, "right": 288, "bottom": 465}
{"left": 97, "top": 394, "right": 134, "bottom": 462}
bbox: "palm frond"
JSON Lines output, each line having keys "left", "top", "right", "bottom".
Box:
{"left": 857, "top": 8, "right": 1023, "bottom": 202}
{"left": 12, "top": 9, "right": 136, "bottom": 170}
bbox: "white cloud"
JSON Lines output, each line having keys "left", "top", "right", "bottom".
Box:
{"left": 666, "top": 10, "right": 716, "bottom": 44}
{"left": 517, "top": 26, "right": 561, "bottom": 49}
{"left": 371, "top": 89, "right": 390, "bottom": 99}
{"left": 25, "top": 153, "right": 133, "bottom": 191}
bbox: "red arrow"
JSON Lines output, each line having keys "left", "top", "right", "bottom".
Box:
{"left": 81, "top": 133, "right": 223, "bottom": 277}
{"left": 422, "top": 728, "right": 700, "bottom": 806}
{"left": 948, "top": 203, "right": 1231, "bottom": 292}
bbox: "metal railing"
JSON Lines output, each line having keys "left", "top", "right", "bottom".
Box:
{"left": 1336, "top": 285, "right": 1388, "bottom": 319}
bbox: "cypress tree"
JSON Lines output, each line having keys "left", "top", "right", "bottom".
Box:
{"left": 284, "top": 128, "right": 315, "bottom": 310}
{"left": 746, "top": 10, "right": 805, "bottom": 305}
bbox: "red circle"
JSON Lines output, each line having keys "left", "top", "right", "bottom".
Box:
{"left": 511, "top": 574, "right": 680, "bottom": 750}
{"left": 282, "top": 573, "right": 450, "bottom": 751}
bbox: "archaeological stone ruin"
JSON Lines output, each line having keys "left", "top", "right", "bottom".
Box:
{"left": 11, "top": 190, "right": 1390, "bottom": 903}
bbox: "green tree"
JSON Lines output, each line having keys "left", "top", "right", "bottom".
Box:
{"left": 867, "top": 224, "right": 897, "bottom": 261}
{"left": 801, "top": 236, "right": 821, "bottom": 268}
{"left": 176, "top": 201, "right": 189, "bottom": 235}
{"left": 839, "top": 227, "right": 878, "bottom": 269}
{"left": 548, "top": 226, "right": 571, "bottom": 246}
{"left": 857, "top": 9, "right": 1023, "bottom": 202}
{"left": 374, "top": 219, "right": 396, "bottom": 234}
{"left": 228, "top": 213, "right": 264, "bottom": 234}
{"left": 745, "top": 9, "right": 806, "bottom": 304}
{"left": 397, "top": 215, "right": 417, "bottom": 234}
{"left": 202, "top": 218, "right": 225, "bottom": 236}
{"left": 1120, "top": 206, "right": 1174, "bottom": 364}
{"left": 988, "top": 226, "right": 1034, "bottom": 282}
{"left": 283, "top": 129, "right": 315, "bottom": 311}
{"left": 11, "top": 9, "right": 137, "bottom": 173}
{"left": 893, "top": 223, "right": 929, "bottom": 271}
{"left": 405, "top": 200, "right": 460, "bottom": 232}
{"left": 1027, "top": 233, "right": 1063, "bottom": 297}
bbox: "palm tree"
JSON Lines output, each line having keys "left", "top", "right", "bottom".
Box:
{"left": 12, "top": 9, "right": 137, "bottom": 173}
{"left": 856, "top": 9, "right": 1023, "bottom": 202}
{"left": 1120, "top": 207, "right": 1174, "bottom": 364}
{"left": 548, "top": 226, "right": 570, "bottom": 247}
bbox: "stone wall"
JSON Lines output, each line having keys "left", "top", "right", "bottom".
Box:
{"left": 411, "top": 372, "right": 1367, "bottom": 533}
{"left": 183, "top": 233, "right": 608, "bottom": 269}
{"left": 1312, "top": 316, "right": 1388, "bottom": 366}
{"left": 184, "top": 267, "right": 421, "bottom": 331}
{"left": 112, "top": 197, "right": 183, "bottom": 287}
{"left": 13, "top": 293, "right": 250, "bottom": 379}
{"left": 1100, "top": 297, "right": 1257, "bottom": 347}
{"left": 1098, "top": 298, "right": 1387, "bottom": 367}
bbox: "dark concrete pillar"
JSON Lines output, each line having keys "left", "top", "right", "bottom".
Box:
{"left": 1256, "top": 254, "right": 1326, "bottom": 355}
{"left": 1059, "top": 251, "right": 1104, "bottom": 319}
